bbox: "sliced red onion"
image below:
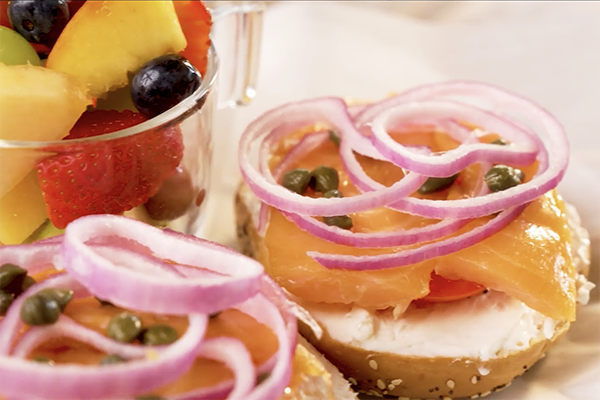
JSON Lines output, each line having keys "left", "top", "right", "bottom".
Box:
{"left": 197, "top": 337, "right": 256, "bottom": 400}
{"left": 281, "top": 211, "right": 470, "bottom": 248}
{"left": 11, "top": 316, "right": 148, "bottom": 359}
{"left": 239, "top": 97, "right": 430, "bottom": 216}
{"left": 368, "top": 100, "right": 539, "bottom": 177}
{"left": 309, "top": 204, "right": 526, "bottom": 270}
{"left": 0, "top": 242, "right": 62, "bottom": 275}
{"left": 61, "top": 215, "right": 264, "bottom": 315}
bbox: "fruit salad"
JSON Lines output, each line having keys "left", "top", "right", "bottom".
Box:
{"left": 0, "top": 0, "right": 215, "bottom": 245}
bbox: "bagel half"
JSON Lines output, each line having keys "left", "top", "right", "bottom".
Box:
{"left": 235, "top": 182, "right": 593, "bottom": 400}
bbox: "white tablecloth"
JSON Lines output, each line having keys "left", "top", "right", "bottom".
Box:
{"left": 204, "top": 3, "right": 600, "bottom": 399}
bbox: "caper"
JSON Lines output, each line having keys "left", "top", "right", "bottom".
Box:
{"left": 140, "top": 324, "right": 179, "bottom": 346}
{"left": 101, "top": 354, "right": 126, "bottom": 366}
{"left": 491, "top": 138, "right": 509, "bottom": 145}
{"left": 328, "top": 130, "right": 341, "bottom": 147}
{"left": 0, "top": 263, "right": 27, "bottom": 293}
{"left": 417, "top": 174, "right": 459, "bottom": 194}
{"left": 484, "top": 165, "right": 525, "bottom": 192}
{"left": 20, "top": 294, "right": 61, "bottom": 326}
{"left": 281, "top": 169, "right": 312, "bottom": 195}
{"left": 20, "top": 276, "right": 36, "bottom": 294}
{"left": 323, "top": 189, "right": 343, "bottom": 198}
{"left": 33, "top": 356, "right": 55, "bottom": 365}
{"left": 311, "top": 166, "right": 339, "bottom": 193}
{"left": 37, "top": 288, "right": 73, "bottom": 312}
{"left": 256, "top": 371, "right": 271, "bottom": 385}
{"left": 0, "top": 290, "right": 13, "bottom": 316}
{"left": 323, "top": 215, "right": 353, "bottom": 230}
{"left": 106, "top": 312, "right": 143, "bottom": 343}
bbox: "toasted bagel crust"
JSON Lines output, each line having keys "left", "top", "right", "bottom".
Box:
{"left": 235, "top": 182, "right": 589, "bottom": 399}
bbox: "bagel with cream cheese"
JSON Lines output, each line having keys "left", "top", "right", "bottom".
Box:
{"left": 233, "top": 84, "right": 595, "bottom": 399}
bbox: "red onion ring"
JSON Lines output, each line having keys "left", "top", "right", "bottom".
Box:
{"left": 196, "top": 337, "right": 256, "bottom": 400}
{"left": 309, "top": 204, "right": 526, "bottom": 270}
{"left": 369, "top": 101, "right": 538, "bottom": 176}
{"left": 61, "top": 215, "right": 264, "bottom": 315}
{"left": 11, "top": 316, "right": 149, "bottom": 359}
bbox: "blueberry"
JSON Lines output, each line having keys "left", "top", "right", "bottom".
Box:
{"left": 8, "top": 0, "right": 69, "bottom": 47}
{"left": 132, "top": 54, "right": 202, "bottom": 119}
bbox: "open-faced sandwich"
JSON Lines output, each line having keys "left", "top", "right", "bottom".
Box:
{"left": 0, "top": 215, "right": 357, "bottom": 400}
{"left": 235, "top": 81, "right": 595, "bottom": 399}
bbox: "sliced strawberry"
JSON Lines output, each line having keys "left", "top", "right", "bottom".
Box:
{"left": 0, "top": 1, "right": 9, "bottom": 28}
{"left": 173, "top": 0, "right": 212, "bottom": 76}
{"left": 37, "top": 110, "right": 184, "bottom": 228}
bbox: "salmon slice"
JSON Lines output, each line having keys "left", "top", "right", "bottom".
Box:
{"left": 262, "top": 129, "right": 576, "bottom": 321}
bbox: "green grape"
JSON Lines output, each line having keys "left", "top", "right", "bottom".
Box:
{"left": 0, "top": 26, "right": 42, "bottom": 66}
{"left": 95, "top": 83, "right": 137, "bottom": 112}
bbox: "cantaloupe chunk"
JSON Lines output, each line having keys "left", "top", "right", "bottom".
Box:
{"left": 0, "top": 63, "right": 90, "bottom": 198}
{"left": 0, "top": 170, "right": 48, "bottom": 245}
{"left": 46, "top": 0, "right": 187, "bottom": 98}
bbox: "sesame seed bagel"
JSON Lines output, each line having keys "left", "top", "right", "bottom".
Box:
{"left": 235, "top": 182, "right": 592, "bottom": 400}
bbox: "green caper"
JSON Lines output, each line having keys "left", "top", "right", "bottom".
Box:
{"left": 417, "top": 174, "right": 459, "bottom": 194}
{"left": 328, "top": 130, "right": 341, "bottom": 147}
{"left": 101, "top": 354, "right": 126, "bottom": 366}
{"left": 0, "top": 263, "right": 27, "bottom": 293}
{"left": 256, "top": 371, "right": 271, "bottom": 385}
{"left": 0, "top": 290, "right": 13, "bottom": 316}
{"left": 106, "top": 312, "right": 143, "bottom": 343}
{"left": 20, "top": 294, "right": 61, "bottom": 326}
{"left": 311, "top": 166, "right": 339, "bottom": 193}
{"left": 323, "top": 189, "right": 343, "bottom": 198}
{"left": 37, "top": 288, "right": 73, "bottom": 312}
{"left": 491, "top": 138, "right": 509, "bottom": 145}
{"left": 33, "top": 356, "right": 55, "bottom": 365}
{"left": 20, "top": 276, "right": 36, "bottom": 294}
{"left": 282, "top": 169, "right": 312, "bottom": 195}
{"left": 484, "top": 165, "right": 525, "bottom": 192}
{"left": 136, "top": 396, "right": 165, "bottom": 400}
{"left": 323, "top": 215, "right": 353, "bottom": 230}
{"left": 140, "top": 324, "right": 179, "bottom": 346}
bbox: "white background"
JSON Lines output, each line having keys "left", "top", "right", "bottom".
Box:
{"left": 204, "top": 2, "right": 600, "bottom": 399}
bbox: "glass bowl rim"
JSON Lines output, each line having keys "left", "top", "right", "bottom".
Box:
{"left": 0, "top": 45, "right": 219, "bottom": 150}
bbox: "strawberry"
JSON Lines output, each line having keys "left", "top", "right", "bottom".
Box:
{"left": 37, "top": 110, "right": 184, "bottom": 228}
{"left": 0, "top": 1, "right": 10, "bottom": 28}
{"left": 173, "top": 0, "right": 212, "bottom": 77}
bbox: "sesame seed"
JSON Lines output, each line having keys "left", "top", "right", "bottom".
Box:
{"left": 446, "top": 379, "right": 455, "bottom": 389}
{"left": 471, "top": 395, "right": 480, "bottom": 399}
{"left": 480, "top": 390, "right": 491, "bottom": 397}
{"left": 391, "top": 378, "right": 403, "bottom": 386}
{"left": 471, "top": 375, "right": 479, "bottom": 384}
{"left": 348, "top": 377, "right": 357, "bottom": 385}
{"left": 388, "top": 384, "right": 396, "bottom": 391}
{"left": 369, "top": 359, "right": 379, "bottom": 370}
{"left": 443, "top": 397, "right": 452, "bottom": 400}
{"left": 383, "top": 390, "right": 388, "bottom": 395}
{"left": 377, "top": 379, "right": 386, "bottom": 390}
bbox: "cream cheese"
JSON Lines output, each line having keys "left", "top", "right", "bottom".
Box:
{"left": 302, "top": 290, "right": 557, "bottom": 361}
